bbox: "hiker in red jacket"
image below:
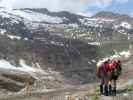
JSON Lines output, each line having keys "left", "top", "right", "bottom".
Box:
{"left": 97, "top": 59, "right": 122, "bottom": 96}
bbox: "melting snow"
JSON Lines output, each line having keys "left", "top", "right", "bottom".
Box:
{"left": 12, "top": 10, "right": 64, "bottom": 23}
{"left": 0, "top": 59, "right": 40, "bottom": 73}
{"left": 91, "top": 60, "right": 96, "bottom": 63}
{"left": 0, "top": 29, "right": 6, "bottom": 35}
{"left": 0, "top": 8, "right": 22, "bottom": 22}
{"left": 68, "top": 23, "right": 79, "bottom": 28}
{"left": 119, "top": 51, "right": 131, "bottom": 58}
{"left": 0, "top": 8, "right": 65, "bottom": 24}
{"left": 110, "top": 50, "right": 131, "bottom": 60}
{"left": 19, "top": 59, "right": 36, "bottom": 72}
{"left": 0, "top": 11, "right": 10, "bottom": 18}
{"left": 7, "top": 34, "right": 21, "bottom": 40}
{"left": 97, "top": 50, "right": 131, "bottom": 65}
{"left": 50, "top": 41, "right": 64, "bottom": 46}
{"left": 24, "top": 37, "right": 28, "bottom": 41}
{"left": 0, "top": 60, "right": 15, "bottom": 69}
{"left": 120, "top": 22, "right": 132, "bottom": 29}
{"left": 88, "top": 42, "right": 100, "bottom": 46}
{"left": 0, "top": 59, "right": 60, "bottom": 79}
{"left": 0, "top": 59, "right": 44, "bottom": 79}
{"left": 88, "top": 62, "right": 91, "bottom": 64}
{"left": 79, "top": 18, "right": 114, "bottom": 27}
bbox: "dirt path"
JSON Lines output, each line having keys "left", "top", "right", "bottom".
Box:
{"left": 0, "top": 77, "right": 133, "bottom": 100}
{"left": 1, "top": 70, "right": 133, "bottom": 100}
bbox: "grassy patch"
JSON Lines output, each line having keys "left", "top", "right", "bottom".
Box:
{"left": 126, "top": 84, "right": 133, "bottom": 92}
{"left": 91, "top": 94, "right": 100, "bottom": 100}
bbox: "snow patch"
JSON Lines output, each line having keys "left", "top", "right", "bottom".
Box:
{"left": 7, "top": 34, "right": 21, "bottom": 40}
{"left": 0, "top": 29, "right": 6, "bottom": 35}
{"left": 110, "top": 50, "right": 131, "bottom": 60}
{"left": 0, "top": 9, "right": 22, "bottom": 23}
{"left": 24, "top": 37, "right": 28, "bottom": 41}
{"left": 50, "top": 41, "right": 64, "bottom": 46}
{"left": 79, "top": 18, "right": 114, "bottom": 27}
{"left": 0, "top": 11, "right": 10, "bottom": 18}
{"left": 68, "top": 23, "right": 79, "bottom": 28}
{"left": 91, "top": 60, "right": 96, "bottom": 63}
{"left": 88, "top": 42, "right": 100, "bottom": 46}
{"left": 0, "top": 59, "right": 42, "bottom": 73}
{"left": 97, "top": 50, "right": 131, "bottom": 64}
{"left": 88, "top": 62, "right": 91, "bottom": 64}
{"left": 0, "top": 59, "right": 15, "bottom": 69}
{"left": 19, "top": 59, "right": 36, "bottom": 72}
{"left": 120, "top": 22, "right": 132, "bottom": 29}
{"left": 119, "top": 51, "right": 131, "bottom": 58}
{"left": 0, "top": 59, "right": 46, "bottom": 79}
{"left": 0, "top": 59, "right": 61, "bottom": 78}
{"left": 12, "top": 10, "right": 64, "bottom": 23}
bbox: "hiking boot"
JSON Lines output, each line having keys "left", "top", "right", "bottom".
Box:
{"left": 104, "top": 85, "right": 109, "bottom": 96}
{"left": 109, "top": 85, "right": 112, "bottom": 95}
{"left": 112, "top": 89, "right": 116, "bottom": 96}
{"left": 100, "top": 85, "right": 104, "bottom": 95}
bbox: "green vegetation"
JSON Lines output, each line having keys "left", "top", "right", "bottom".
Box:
{"left": 126, "top": 84, "right": 133, "bottom": 92}
{"left": 98, "top": 38, "right": 133, "bottom": 57}
{"left": 92, "top": 94, "right": 100, "bottom": 100}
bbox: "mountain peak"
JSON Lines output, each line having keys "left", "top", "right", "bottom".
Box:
{"left": 18, "top": 8, "right": 50, "bottom": 14}
{"left": 93, "top": 11, "right": 130, "bottom": 19}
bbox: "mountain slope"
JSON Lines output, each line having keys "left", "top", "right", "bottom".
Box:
{"left": 0, "top": 7, "right": 133, "bottom": 94}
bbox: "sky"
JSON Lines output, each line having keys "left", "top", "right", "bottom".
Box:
{"left": 0, "top": 0, "right": 133, "bottom": 16}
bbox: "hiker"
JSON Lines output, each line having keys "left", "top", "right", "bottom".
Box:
{"left": 109, "top": 59, "right": 122, "bottom": 95}
{"left": 96, "top": 58, "right": 122, "bottom": 96}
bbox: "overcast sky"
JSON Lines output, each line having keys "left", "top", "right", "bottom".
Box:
{"left": 0, "top": 0, "right": 132, "bottom": 16}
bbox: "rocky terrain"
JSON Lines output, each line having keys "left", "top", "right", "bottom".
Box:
{"left": 0, "top": 7, "right": 132, "bottom": 99}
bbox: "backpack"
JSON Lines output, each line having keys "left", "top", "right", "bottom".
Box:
{"left": 112, "top": 64, "right": 122, "bottom": 78}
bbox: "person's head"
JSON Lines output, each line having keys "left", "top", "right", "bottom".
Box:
{"left": 112, "top": 59, "right": 121, "bottom": 67}
{"left": 116, "top": 59, "right": 121, "bottom": 66}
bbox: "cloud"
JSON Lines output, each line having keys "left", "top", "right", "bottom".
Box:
{"left": 87, "top": 0, "right": 129, "bottom": 9}
{"left": 116, "top": 0, "right": 129, "bottom": 4}
{"left": 0, "top": 0, "right": 15, "bottom": 8}
{"left": 130, "top": 12, "right": 133, "bottom": 17}
{"left": 91, "top": 0, "right": 113, "bottom": 8}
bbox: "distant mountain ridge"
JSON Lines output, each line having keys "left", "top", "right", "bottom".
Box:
{"left": 93, "top": 11, "right": 131, "bottom": 19}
